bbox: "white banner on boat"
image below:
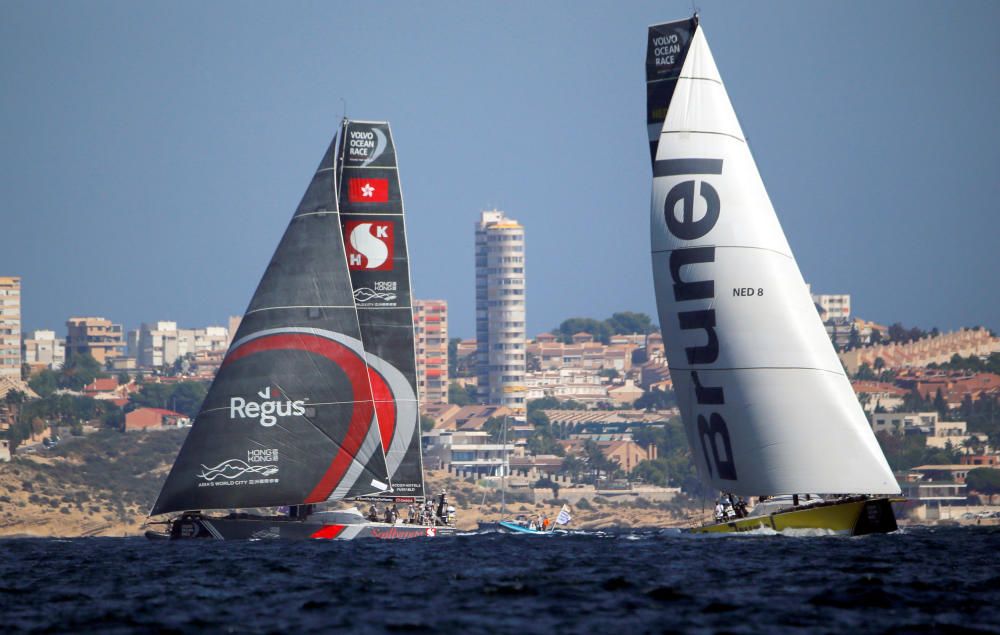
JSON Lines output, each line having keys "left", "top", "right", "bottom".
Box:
{"left": 556, "top": 505, "right": 572, "bottom": 526}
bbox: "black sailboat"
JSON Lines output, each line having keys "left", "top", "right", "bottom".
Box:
{"left": 147, "top": 124, "right": 454, "bottom": 540}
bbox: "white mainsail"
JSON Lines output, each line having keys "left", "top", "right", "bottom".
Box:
{"left": 649, "top": 25, "right": 899, "bottom": 496}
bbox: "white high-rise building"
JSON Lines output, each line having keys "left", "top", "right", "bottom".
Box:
{"left": 475, "top": 210, "right": 526, "bottom": 412}
{"left": 0, "top": 277, "right": 20, "bottom": 378}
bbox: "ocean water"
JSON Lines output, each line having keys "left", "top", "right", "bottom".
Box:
{"left": 1, "top": 526, "right": 998, "bottom": 634}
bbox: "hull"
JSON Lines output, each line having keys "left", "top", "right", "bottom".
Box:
{"left": 496, "top": 520, "right": 554, "bottom": 535}
{"left": 690, "top": 496, "right": 897, "bottom": 536}
{"left": 160, "top": 513, "right": 456, "bottom": 541}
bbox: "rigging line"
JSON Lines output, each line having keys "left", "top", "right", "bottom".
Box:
{"left": 651, "top": 244, "right": 793, "bottom": 260}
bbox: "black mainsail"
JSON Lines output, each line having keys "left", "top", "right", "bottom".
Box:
{"left": 151, "top": 135, "right": 392, "bottom": 516}
{"left": 335, "top": 119, "right": 425, "bottom": 502}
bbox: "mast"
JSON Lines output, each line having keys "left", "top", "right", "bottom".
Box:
{"left": 501, "top": 415, "right": 507, "bottom": 516}
{"left": 335, "top": 119, "right": 426, "bottom": 502}
{"left": 646, "top": 19, "right": 899, "bottom": 497}
{"left": 151, "top": 133, "right": 391, "bottom": 516}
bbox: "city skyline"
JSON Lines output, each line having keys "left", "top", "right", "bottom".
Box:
{"left": 2, "top": 2, "right": 999, "bottom": 338}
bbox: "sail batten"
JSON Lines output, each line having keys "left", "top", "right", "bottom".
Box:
{"left": 647, "top": 20, "right": 899, "bottom": 497}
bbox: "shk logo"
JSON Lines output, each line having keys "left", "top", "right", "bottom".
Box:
{"left": 229, "top": 386, "right": 306, "bottom": 427}
{"left": 348, "top": 178, "right": 389, "bottom": 203}
{"left": 345, "top": 221, "right": 394, "bottom": 271}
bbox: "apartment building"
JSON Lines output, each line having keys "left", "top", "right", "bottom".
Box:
{"left": 0, "top": 277, "right": 20, "bottom": 378}
{"left": 413, "top": 299, "right": 448, "bottom": 405}
{"left": 475, "top": 210, "right": 526, "bottom": 412}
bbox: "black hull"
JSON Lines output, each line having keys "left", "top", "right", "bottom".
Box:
{"left": 157, "top": 513, "right": 456, "bottom": 541}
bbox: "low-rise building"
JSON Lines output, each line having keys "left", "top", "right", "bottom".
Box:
{"left": 125, "top": 407, "right": 191, "bottom": 431}
{"left": 423, "top": 429, "right": 514, "bottom": 475}
{"left": 22, "top": 329, "right": 65, "bottom": 371}
{"left": 66, "top": 316, "right": 125, "bottom": 364}
{"left": 599, "top": 440, "right": 656, "bottom": 473}
{"left": 840, "top": 327, "right": 1000, "bottom": 374}
{"left": 852, "top": 380, "right": 907, "bottom": 413}
{"left": 871, "top": 411, "right": 939, "bottom": 436}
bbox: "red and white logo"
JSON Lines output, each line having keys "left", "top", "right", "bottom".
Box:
{"left": 425, "top": 527, "right": 436, "bottom": 537}
{"left": 345, "top": 221, "right": 394, "bottom": 270}
{"left": 348, "top": 178, "right": 389, "bottom": 203}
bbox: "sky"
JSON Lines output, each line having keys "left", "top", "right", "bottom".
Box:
{"left": 1, "top": 1, "right": 998, "bottom": 339}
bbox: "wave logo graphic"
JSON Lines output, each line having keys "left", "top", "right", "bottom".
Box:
{"left": 354, "top": 287, "right": 397, "bottom": 304}
{"left": 361, "top": 128, "right": 387, "bottom": 167}
{"left": 346, "top": 221, "right": 394, "bottom": 271}
{"left": 347, "top": 126, "right": 388, "bottom": 167}
{"left": 197, "top": 459, "right": 279, "bottom": 482}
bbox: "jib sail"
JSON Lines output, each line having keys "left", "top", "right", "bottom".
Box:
{"left": 646, "top": 20, "right": 899, "bottom": 496}
{"left": 151, "top": 134, "right": 391, "bottom": 516}
{"left": 336, "top": 119, "right": 426, "bottom": 502}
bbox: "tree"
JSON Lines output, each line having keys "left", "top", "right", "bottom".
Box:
{"left": 966, "top": 468, "right": 1000, "bottom": 495}
{"left": 854, "top": 363, "right": 876, "bottom": 381}
{"left": 559, "top": 455, "right": 586, "bottom": 481}
{"left": 556, "top": 317, "right": 612, "bottom": 344}
{"left": 870, "top": 329, "right": 883, "bottom": 345}
{"left": 420, "top": 414, "right": 435, "bottom": 432}
{"left": 483, "top": 416, "right": 505, "bottom": 443}
{"left": 932, "top": 388, "right": 948, "bottom": 417}
{"left": 59, "top": 353, "right": 106, "bottom": 391}
{"left": 447, "top": 338, "right": 460, "bottom": 377}
{"left": 448, "top": 382, "right": 476, "bottom": 406}
{"left": 29, "top": 369, "right": 59, "bottom": 398}
{"left": 606, "top": 312, "right": 655, "bottom": 336}
{"left": 634, "top": 388, "right": 675, "bottom": 410}
{"left": 131, "top": 383, "right": 173, "bottom": 411}
{"left": 874, "top": 357, "right": 886, "bottom": 371}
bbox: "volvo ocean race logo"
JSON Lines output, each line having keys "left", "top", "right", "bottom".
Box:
{"left": 346, "top": 221, "right": 394, "bottom": 271}
{"left": 347, "top": 126, "right": 388, "bottom": 167}
{"left": 229, "top": 386, "right": 306, "bottom": 427}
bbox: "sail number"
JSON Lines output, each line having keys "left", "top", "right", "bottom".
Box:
{"left": 732, "top": 287, "right": 763, "bottom": 297}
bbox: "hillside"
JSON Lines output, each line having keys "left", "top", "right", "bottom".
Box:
{"left": 0, "top": 429, "right": 186, "bottom": 537}
{"left": 0, "top": 429, "right": 702, "bottom": 537}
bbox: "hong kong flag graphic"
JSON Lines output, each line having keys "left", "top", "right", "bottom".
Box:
{"left": 348, "top": 178, "right": 389, "bottom": 203}
{"left": 345, "top": 221, "right": 394, "bottom": 271}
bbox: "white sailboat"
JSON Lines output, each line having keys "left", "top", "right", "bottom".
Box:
{"left": 646, "top": 16, "right": 900, "bottom": 535}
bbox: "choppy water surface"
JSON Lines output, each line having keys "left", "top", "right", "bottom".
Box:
{"left": 1, "top": 526, "right": 998, "bottom": 633}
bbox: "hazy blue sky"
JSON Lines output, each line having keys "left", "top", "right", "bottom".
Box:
{"left": 2, "top": 1, "right": 998, "bottom": 338}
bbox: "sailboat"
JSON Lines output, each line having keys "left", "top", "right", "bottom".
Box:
{"left": 645, "top": 16, "right": 900, "bottom": 535}
{"left": 146, "top": 120, "right": 454, "bottom": 540}
{"left": 476, "top": 416, "right": 572, "bottom": 534}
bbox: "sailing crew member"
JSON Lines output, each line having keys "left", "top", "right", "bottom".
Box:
{"left": 736, "top": 497, "right": 749, "bottom": 518}
{"left": 714, "top": 500, "right": 725, "bottom": 522}
{"left": 367, "top": 504, "right": 379, "bottom": 522}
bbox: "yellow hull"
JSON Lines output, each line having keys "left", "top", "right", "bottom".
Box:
{"left": 690, "top": 497, "right": 896, "bottom": 536}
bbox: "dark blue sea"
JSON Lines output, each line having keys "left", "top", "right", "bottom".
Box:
{"left": 2, "top": 526, "right": 998, "bottom": 634}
